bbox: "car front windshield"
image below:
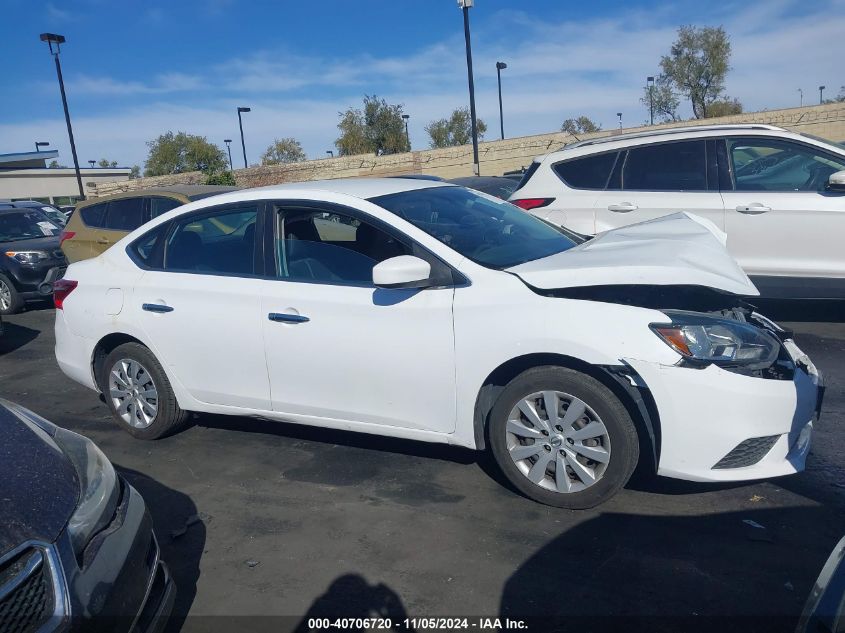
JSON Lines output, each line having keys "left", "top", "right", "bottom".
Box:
{"left": 370, "top": 186, "right": 578, "bottom": 268}
{"left": 0, "top": 211, "right": 60, "bottom": 242}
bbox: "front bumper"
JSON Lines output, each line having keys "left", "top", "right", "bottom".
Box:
{"left": 625, "top": 338, "right": 822, "bottom": 483}
{"left": 16, "top": 264, "right": 67, "bottom": 299}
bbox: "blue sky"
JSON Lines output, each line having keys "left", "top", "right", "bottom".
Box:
{"left": 0, "top": 0, "right": 842, "bottom": 168}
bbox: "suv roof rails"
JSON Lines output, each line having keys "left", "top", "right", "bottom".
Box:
{"left": 560, "top": 124, "right": 786, "bottom": 151}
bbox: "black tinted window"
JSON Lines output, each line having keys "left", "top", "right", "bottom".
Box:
{"left": 623, "top": 141, "right": 707, "bottom": 191}
{"left": 149, "top": 197, "right": 183, "bottom": 219}
{"left": 165, "top": 206, "right": 258, "bottom": 274}
{"left": 276, "top": 209, "right": 410, "bottom": 285}
{"left": 553, "top": 152, "right": 618, "bottom": 189}
{"left": 80, "top": 203, "right": 108, "bottom": 228}
{"left": 104, "top": 198, "right": 145, "bottom": 231}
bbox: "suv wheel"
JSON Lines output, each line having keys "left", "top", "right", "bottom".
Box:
{"left": 488, "top": 366, "right": 638, "bottom": 509}
{"left": 102, "top": 342, "right": 189, "bottom": 439}
{"left": 0, "top": 274, "right": 24, "bottom": 315}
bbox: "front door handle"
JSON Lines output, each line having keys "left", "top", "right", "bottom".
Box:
{"left": 143, "top": 303, "right": 174, "bottom": 313}
{"left": 736, "top": 203, "right": 772, "bottom": 214}
{"left": 607, "top": 202, "right": 638, "bottom": 213}
{"left": 268, "top": 313, "right": 310, "bottom": 324}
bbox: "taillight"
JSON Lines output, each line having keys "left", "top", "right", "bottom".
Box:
{"left": 60, "top": 231, "right": 76, "bottom": 246}
{"left": 53, "top": 279, "right": 78, "bottom": 310}
{"left": 511, "top": 198, "right": 555, "bottom": 211}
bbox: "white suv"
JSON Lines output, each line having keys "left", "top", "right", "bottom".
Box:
{"left": 510, "top": 124, "right": 845, "bottom": 299}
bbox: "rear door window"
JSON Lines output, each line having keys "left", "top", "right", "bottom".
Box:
{"left": 80, "top": 202, "right": 108, "bottom": 228}
{"left": 622, "top": 140, "right": 707, "bottom": 191}
{"left": 553, "top": 152, "right": 619, "bottom": 190}
{"left": 149, "top": 197, "right": 183, "bottom": 219}
{"left": 104, "top": 198, "right": 145, "bottom": 231}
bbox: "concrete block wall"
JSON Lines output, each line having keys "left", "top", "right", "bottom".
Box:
{"left": 91, "top": 102, "right": 845, "bottom": 198}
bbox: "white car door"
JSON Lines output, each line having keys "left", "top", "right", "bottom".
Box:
{"left": 720, "top": 136, "right": 845, "bottom": 287}
{"left": 592, "top": 139, "right": 725, "bottom": 234}
{"left": 260, "top": 204, "right": 457, "bottom": 433}
{"left": 133, "top": 203, "right": 271, "bottom": 410}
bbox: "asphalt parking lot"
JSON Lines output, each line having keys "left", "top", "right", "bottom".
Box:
{"left": 2, "top": 301, "right": 844, "bottom": 632}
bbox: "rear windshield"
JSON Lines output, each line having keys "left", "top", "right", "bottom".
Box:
{"left": 370, "top": 186, "right": 578, "bottom": 269}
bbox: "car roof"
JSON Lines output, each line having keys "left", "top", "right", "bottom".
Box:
{"left": 247, "top": 177, "right": 454, "bottom": 200}
{"left": 564, "top": 124, "right": 785, "bottom": 151}
{"left": 76, "top": 185, "right": 238, "bottom": 207}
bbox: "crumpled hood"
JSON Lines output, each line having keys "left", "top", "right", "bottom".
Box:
{"left": 507, "top": 212, "right": 759, "bottom": 296}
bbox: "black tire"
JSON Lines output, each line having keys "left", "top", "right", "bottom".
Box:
{"left": 0, "top": 274, "right": 24, "bottom": 315}
{"left": 488, "top": 366, "right": 638, "bottom": 509}
{"left": 101, "top": 342, "right": 189, "bottom": 440}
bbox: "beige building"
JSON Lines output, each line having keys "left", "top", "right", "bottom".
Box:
{"left": 0, "top": 150, "right": 131, "bottom": 205}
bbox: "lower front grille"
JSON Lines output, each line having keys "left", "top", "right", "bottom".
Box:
{"left": 0, "top": 548, "right": 55, "bottom": 633}
{"left": 713, "top": 435, "right": 780, "bottom": 469}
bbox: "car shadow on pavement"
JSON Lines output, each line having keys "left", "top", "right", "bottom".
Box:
{"left": 0, "top": 320, "right": 40, "bottom": 355}
{"left": 114, "top": 464, "right": 206, "bottom": 633}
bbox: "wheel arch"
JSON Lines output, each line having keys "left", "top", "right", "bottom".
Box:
{"left": 91, "top": 332, "right": 147, "bottom": 391}
{"left": 472, "top": 353, "right": 661, "bottom": 471}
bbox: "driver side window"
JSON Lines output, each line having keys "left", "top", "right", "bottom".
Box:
{"left": 727, "top": 137, "right": 845, "bottom": 192}
{"left": 275, "top": 208, "right": 411, "bottom": 285}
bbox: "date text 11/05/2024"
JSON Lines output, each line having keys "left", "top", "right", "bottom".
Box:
{"left": 307, "top": 618, "right": 529, "bottom": 630}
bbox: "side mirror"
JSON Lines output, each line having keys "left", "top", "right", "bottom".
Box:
{"left": 827, "top": 170, "right": 845, "bottom": 192}
{"left": 373, "top": 255, "right": 432, "bottom": 289}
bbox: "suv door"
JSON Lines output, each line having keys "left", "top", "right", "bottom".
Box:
{"left": 720, "top": 136, "right": 845, "bottom": 296}
{"left": 592, "top": 139, "right": 725, "bottom": 233}
{"left": 131, "top": 203, "right": 271, "bottom": 409}
{"left": 260, "top": 202, "right": 457, "bottom": 433}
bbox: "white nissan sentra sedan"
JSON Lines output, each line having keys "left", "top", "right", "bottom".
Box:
{"left": 53, "top": 178, "right": 823, "bottom": 508}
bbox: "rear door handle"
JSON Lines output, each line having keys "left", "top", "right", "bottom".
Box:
{"left": 96, "top": 238, "right": 109, "bottom": 244}
{"left": 268, "top": 313, "right": 309, "bottom": 324}
{"left": 736, "top": 203, "right": 772, "bottom": 214}
{"left": 607, "top": 202, "right": 638, "bottom": 212}
{"left": 142, "top": 303, "right": 174, "bottom": 313}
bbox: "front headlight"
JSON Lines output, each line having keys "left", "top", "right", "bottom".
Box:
{"left": 5, "top": 250, "right": 49, "bottom": 264}
{"left": 650, "top": 311, "right": 780, "bottom": 367}
{"left": 53, "top": 428, "right": 120, "bottom": 557}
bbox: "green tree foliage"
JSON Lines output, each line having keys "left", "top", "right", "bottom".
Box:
{"left": 705, "top": 97, "right": 743, "bottom": 118}
{"left": 98, "top": 158, "right": 118, "bottom": 168}
{"left": 560, "top": 116, "right": 602, "bottom": 135}
{"left": 335, "top": 95, "right": 410, "bottom": 156}
{"left": 660, "top": 25, "right": 732, "bottom": 119}
{"left": 205, "top": 171, "right": 237, "bottom": 186}
{"left": 261, "top": 137, "right": 307, "bottom": 165}
{"left": 425, "top": 108, "right": 488, "bottom": 148}
{"left": 641, "top": 75, "right": 681, "bottom": 123}
{"left": 129, "top": 165, "right": 141, "bottom": 179}
{"left": 143, "top": 131, "right": 227, "bottom": 177}
{"left": 47, "top": 160, "right": 67, "bottom": 168}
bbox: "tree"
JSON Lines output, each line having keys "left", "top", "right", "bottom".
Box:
{"left": 335, "top": 95, "right": 410, "bottom": 156}
{"left": 97, "top": 158, "right": 118, "bottom": 168}
{"left": 143, "top": 131, "right": 227, "bottom": 177}
{"left": 560, "top": 116, "right": 602, "bottom": 135}
{"left": 660, "top": 25, "right": 731, "bottom": 119}
{"left": 261, "top": 137, "right": 306, "bottom": 165}
{"left": 129, "top": 165, "right": 141, "bottom": 179}
{"left": 640, "top": 75, "right": 681, "bottom": 123}
{"left": 47, "top": 159, "right": 67, "bottom": 168}
{"left": 705, "top": 97, "right": 743, "bottom": 118}
{"left": 425, "top": 107, "right": 488, "bottom": 148}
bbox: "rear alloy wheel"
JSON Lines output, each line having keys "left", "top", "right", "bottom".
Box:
{"left": 102, "top": 342, "right": 189, "bottom": 440}
{"left": 489, "top": 366, "right": 638, "bottom": 508}
{"left": 0, "top": 274, "right": 24, "bottom": 315}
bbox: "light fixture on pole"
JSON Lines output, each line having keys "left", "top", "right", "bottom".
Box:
{"left": 819, "top": 85, "right": 826, "bottom": 104}
{"left": 326, "top": 150, "right": 334, "bottom": 158}
{"left": 35, "top": 141, "right": 50, "bottom": 152}
{"left": 458, "top": 0, "right": 480, "bottom": 175}
{"left": 797, "top": 88, "right": 803, "bottom": 107}
{"left": 401, "top": 114, "right": 410, "bottom": 150}
{"left": 88, "top": 160, "right": 96, "bottom": 168}
{"left": 646, "top": 76, "right": 655, "bottom": 125}
{"left": 40, "top": 33, "right": 84, "bottom": 200}
{"left": 617, "top": 112, "right": 623, "bottom": 129}
{"left": 223, "top": 139, "right": 233, "bottom": 171}
{"left": 496, "top": 61, "right": 507, "bottom": 139}
{"left": 237, "top": 107, "right": 251, "bottom": 168}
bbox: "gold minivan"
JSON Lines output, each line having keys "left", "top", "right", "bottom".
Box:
{"left": 61, "top": 185, "right": 237, "bottom": 262}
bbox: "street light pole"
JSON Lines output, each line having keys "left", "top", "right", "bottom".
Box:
{"left": 617, "top": 112, "right": 623, "bottom": 129}
{"left": 647, "top": 76, "right": 655, "bottom": 125}
{"left": 223, "top": 139, "right": 233, "bottom": 171}
{"left": 798, "top": 88, "right": 803, "bottom": 107}
{"left": 819, "top": 85, "right": 826, "bottom": 104}
{"left": 326, "top": 150, "right": 334, "bottom": 158}
{"left": 402, "top": 114, "right": 410, "bottom": 150}
{"left": 35, "top": 141, "right": 50, "bottom": 152}
{"left": 496, "top": 61, "right": 507, "bottom": 139}
{"left": 40, "top": 33, "right": 84, "bottom": 200}
{"left": 459, "top": 0, "right": 480, "bottom": 175}
{"left": 237, "top": 107, "right": 250, "bottom": 168}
